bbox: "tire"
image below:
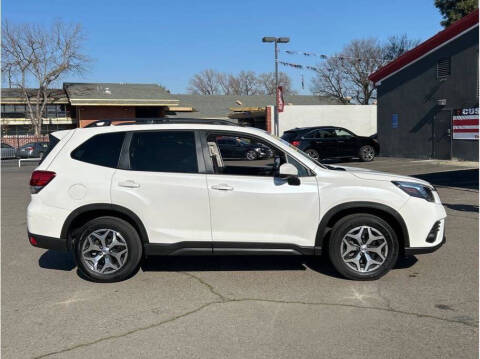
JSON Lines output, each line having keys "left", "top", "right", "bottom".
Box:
{"left": 246, "top": 150, "right": 257, "bottom": 161}
{"left": 328, "top": 214, "right": 399, "bottom": 280}
{"left": 75, "top": 216, "right": 143, "bottom": 282}
{"left": 359, "top": 145, "right": 375, "bottom": 162}
{"left": 305, "top": 148, "right": 320, "bottom": 161}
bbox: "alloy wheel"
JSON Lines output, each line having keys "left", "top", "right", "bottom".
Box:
{"left": 341, "top": 226, "right": 388, "bottom": 273}
{"left": 81, "top": 229, "right": 129, "bottom": 274}
{"left": 362, "top": 146, "right": 375, "bottom": 161}
{"left": 306, "top": 149, "right": 319, "bottom": 160}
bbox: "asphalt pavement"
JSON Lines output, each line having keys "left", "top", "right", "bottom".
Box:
{"left": 1, "top": 157, "right": 478, "bottom": 358}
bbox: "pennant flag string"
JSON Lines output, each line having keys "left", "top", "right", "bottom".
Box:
{"left": 281, "top": 49, "right": 390, "bottom": 63}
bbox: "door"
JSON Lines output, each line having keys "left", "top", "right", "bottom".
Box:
{"left": 306, "top": 129, "right": 338, "bottom": 159}
{"left": 111, "top": 130, "right": 212, "bottom": 244}
{"left": 206, "top": 132, "right": 320, "bottom": 247}
{"left": 433, "top": 111, "right": 451, "bottom": 159}
{"left": 334, "top": 128, "right": 358, "bottom": 156}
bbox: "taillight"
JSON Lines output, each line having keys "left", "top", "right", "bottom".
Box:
{"left": 26, "top": 146, "right": 34, "bottom": 151}
{"left": 291, "top": 140, "right": 300, "bottom": 147}
{"left": 30, "top": 170, "right": 56, "bottom": 194}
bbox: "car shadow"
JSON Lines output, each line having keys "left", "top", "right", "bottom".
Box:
{"left": 141, "top": 254, "right": 417, "bottom": 279}
{"left": 38, "top": 251, "right": 419, "bottom": 279}
{"left": 38, "top": 250, "right": 76, "bottom": 271}
{"left": 413, "top": 169, "right": 478, "bottom": 190}
{"left": 443, "top": 203, "right": 479, "bottom": 213}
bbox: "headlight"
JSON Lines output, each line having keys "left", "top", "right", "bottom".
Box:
{"left": 392, "top": 181, "right": 435, "bottom": 202}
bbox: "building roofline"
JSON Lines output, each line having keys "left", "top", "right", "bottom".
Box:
{"left": 369, "top": 9, "right": 479, "bottom": 84}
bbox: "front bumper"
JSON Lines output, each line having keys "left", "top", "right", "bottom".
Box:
{"left": 404, "top": 235, "right": 446, "bottom": 255}
{"left": 28, "top": 232, "right": 68, "bottom": 251}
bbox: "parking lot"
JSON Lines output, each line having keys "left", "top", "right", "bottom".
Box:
{"left": 1, "top": 157, "right": 478, "bottom": 358}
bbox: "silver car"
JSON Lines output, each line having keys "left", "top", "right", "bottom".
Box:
{"left": 1, "top": 143, "right": 16, "bottom": 159}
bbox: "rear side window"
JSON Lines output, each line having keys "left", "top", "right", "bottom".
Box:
{"left": 129, "top": 131, "right": 198, "bottom": 173}
{"left": 71, "top": 132, "right": 125, "bottom": 168}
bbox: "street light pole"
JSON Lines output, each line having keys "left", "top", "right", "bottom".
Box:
{"left": 262, "top": 36, "right": 290, "bottom": 137}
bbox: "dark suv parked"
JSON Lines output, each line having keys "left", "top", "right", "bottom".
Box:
{"left": 216, "top": 136, "right": 273, "bottom": 160}
{"left": 282, "top": 126, "right": 379, "bottom": 162}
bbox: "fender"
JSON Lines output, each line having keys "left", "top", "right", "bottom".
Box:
{"left": 315, "top": 201, "right": 410, "bottom": 248}
{"left": 60, "top": 203, "right": 149, "bottom": 244}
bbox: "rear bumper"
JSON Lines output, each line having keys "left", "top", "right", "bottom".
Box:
{"left": 404, "top": 235, "right": 446, "bottom": 255}
{"left": 28, "top": 232, "right": 68, "bottom": 251}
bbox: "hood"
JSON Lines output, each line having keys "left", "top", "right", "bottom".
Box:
{"left": 331, "top": 165, "right": 432, "bottom": 187}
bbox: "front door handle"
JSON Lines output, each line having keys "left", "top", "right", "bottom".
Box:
{"left": 211, "top": 184, "right": 234, "bottom": 191}
{"left": 118, "top": 180, "right": 140, "bottom": 188}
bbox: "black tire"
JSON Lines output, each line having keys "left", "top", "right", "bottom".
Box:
{"left": 74, "top": 216, "right": 143, "bottom": 282}
{"left": 358, "top": 145, "right": 375, "bottom": 162}
{"left": 328, "top": 214, "right": 399, "bottom": 280}
{"left": 305, "top": 148, "right": 320, "bottom": 161}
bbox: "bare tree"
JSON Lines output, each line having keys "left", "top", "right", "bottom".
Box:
{"left": 2, "top": 20, "right": 89, "bottom": 135}
{"left": 311, "top": 36, "right": 418, "bottom": 104}
{"left": 188, "top": 69, "right": 297, "bottom": 95}
{"left": 311, "top": 57, "right": 351, "bottom": 104}
{"left": 236, "top": 71, "right": 259, "bottom": 95}
{"left": 383, "top": 34, "right": 420, "bottom": 61}
{"left": 257, "top": 72, "right": 296, "bottom": 95}
{"left": 187, "top": 69, "right": 221, "bottom": 95}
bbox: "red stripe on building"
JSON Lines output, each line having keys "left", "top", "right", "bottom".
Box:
{"left": 453, "top": 119, "right": 479, "bottom": 126}
{"left": 454, "top": 128, "right": 479, "bottom": 133}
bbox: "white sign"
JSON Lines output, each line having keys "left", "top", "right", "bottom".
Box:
{"left": 453, "top": 108, "right": 479, "bottom": 140}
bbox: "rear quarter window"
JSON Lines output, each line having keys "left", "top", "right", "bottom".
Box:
{"left": 71, "top": 132, "right": 125, "bottom": 168}
{"left": 281, "top": 131, "right": 298, "bottom": 142}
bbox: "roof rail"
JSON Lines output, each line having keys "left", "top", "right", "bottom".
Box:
{"left": 84, "top": 118, "right": 238, "bottom": 128}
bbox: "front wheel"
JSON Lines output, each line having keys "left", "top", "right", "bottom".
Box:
{"left": 359, "top": 145, "right": 375, "bottom": 162}
{"left": 328, "top": 214, "right": 399, "bottom": 280}
{"left": 75, "top": 216, "right": 143, "bottom": 282}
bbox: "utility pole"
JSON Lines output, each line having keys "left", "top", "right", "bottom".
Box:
{"left": 262, "top": 36, "right": 290, "bottom": 136}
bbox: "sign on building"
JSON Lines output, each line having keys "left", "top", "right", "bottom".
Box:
{"left": 453, "top": 108, "right": 479, "bottom": 140}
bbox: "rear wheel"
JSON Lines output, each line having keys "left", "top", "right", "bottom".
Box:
{"left": 359, "top": 145, "right": 375, "bottom": 162}
{"left": 305, "top": 148, "right": 320, "bottom": 161}
{"left": 75, "top": 216, "right": 143, "bottom": 282}
{"left": 328, "top": 214, "right": 399, "bottom": 280}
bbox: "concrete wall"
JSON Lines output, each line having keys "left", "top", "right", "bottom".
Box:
{"left": 276, "top": 105, "right": 377, "bottom": 137}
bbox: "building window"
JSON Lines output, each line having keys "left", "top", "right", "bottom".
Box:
{"left": 437, "top": 57, "right": 450, "bottom": 80}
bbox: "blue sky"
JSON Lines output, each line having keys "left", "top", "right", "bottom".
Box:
{"left": 3, "top": 0, "right": 444, "bottom": 94}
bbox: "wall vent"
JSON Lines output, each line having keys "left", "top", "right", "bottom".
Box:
{"left": 436, "top": 57, "right": 450, "bottom": 80}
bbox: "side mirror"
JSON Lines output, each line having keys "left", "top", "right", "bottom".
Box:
{"left": 278, "top": 163, "right": 300, "bottom": 186}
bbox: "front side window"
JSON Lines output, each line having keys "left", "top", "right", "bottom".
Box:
{"left": 129, "top": 131, "right": 198, "bottom": 173}
{"left": 208, "top": 133, "right": 285, "bottom": 177}
{"left": 335, "top": 128, "right": 354, "bottom": 137}
{"left": 71, "top": 132, "right": 125, "bottom": 168}
{"left": 314, "top": 129, "right": 336, "bottom": 139}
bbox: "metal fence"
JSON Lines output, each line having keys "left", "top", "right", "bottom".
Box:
{"left": 1, "top": 135, "right": 49, "bottom": 148}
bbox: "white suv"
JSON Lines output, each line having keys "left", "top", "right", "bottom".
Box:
{"left": 27, "top": 120, "right": 446, "bottom": 282}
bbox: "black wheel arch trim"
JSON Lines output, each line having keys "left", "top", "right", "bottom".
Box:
{"left": 315, "top": 201, "right": 410, "bottom": 249}
{"left": 60, "top": 203, "right": 150, "bottom": 248}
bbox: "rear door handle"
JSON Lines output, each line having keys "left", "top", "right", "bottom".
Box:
{"left": 118, "top": 180, "right": 140, "bottom": 188}
{"left": 211, "top": 184, "right": 234, "bottom": 191}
